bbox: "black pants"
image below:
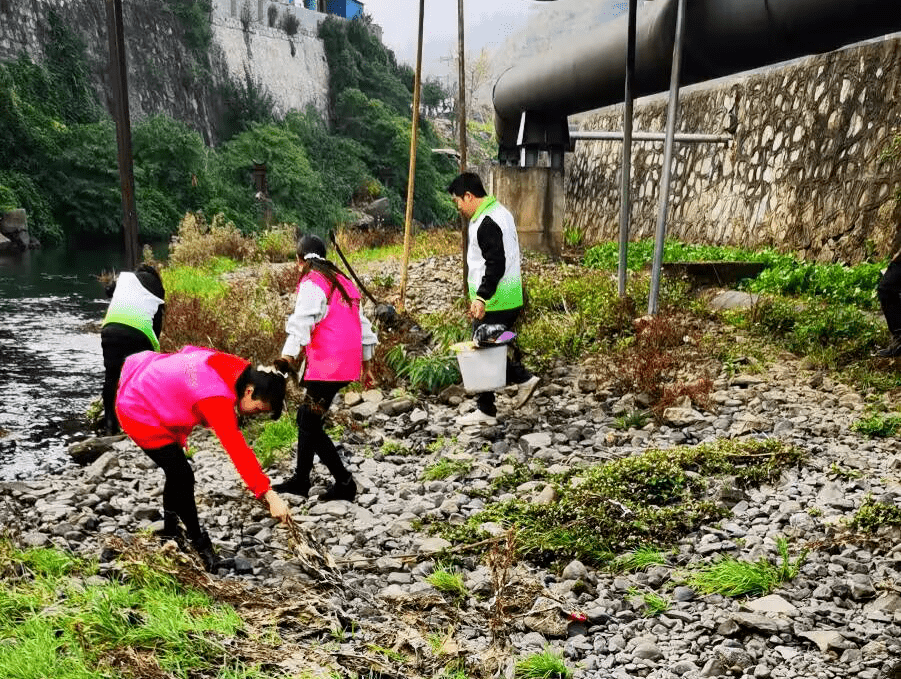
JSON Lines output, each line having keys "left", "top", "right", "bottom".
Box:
{"left": 473, "top": 307, "right": 533, "bottom": 416}
{"left": 143, "top": 443, "right": 202, "bottom": 541}
{"left": 295, "top": 380, "right": 351, "bottom": 484}
{"left": 101, "top": 324, "right": 153, "bottom": 433}
{"left": 878, "top": 260, "right": 901, "bottom": 338}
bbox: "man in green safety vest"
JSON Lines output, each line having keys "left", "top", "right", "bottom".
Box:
{"left": 448, "top": 172, "right": 540, "bottom": 426}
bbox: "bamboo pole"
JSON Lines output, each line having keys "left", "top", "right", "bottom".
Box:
{"left": 457, "top": 0, "right": 469, "bottom": 299}
{"left": 397, "top": 0, "right": 425, "bottom": 312}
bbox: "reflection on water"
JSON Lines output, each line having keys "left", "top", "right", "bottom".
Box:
{"left": 0, "top": 244, "right": 164, "bottom": 480}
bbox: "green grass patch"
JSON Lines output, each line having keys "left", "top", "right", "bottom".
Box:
{"left": 585, "top": 239, "right": 885, "bottom": 309}
{"left": 514, "top": 648, "right": 573, "bottom": 679}
{"left": 685, "top": 537, "right": 806, "bottom": 597}
{"left": 0, "top": 539, "right": 248, "bottom": 679}
{"left": 161, "top": 264, "right": 229, "bottom": 299}
{"left": 250, "top": 414, "right": 298, "bottom": 468}
{"left": 613, "top": 546, "right": 668, "bottom": 572}
{"left": 426, "top": 564, "right": 468, "bottom": 599}
{"left": 433, "top": 438, "right": 803, "bottom": 566}
{"left": 628, "top": 587, "right": 671, "bottom": 617}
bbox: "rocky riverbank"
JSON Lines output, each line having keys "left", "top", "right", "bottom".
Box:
{"left": 2, "top": 255, "right": 901, "bottom": 679}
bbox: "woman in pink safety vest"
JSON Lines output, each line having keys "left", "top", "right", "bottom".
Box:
{"left": 273, "top": 234, "right": 378, "bottom": 503}
{"left": 115, "top": 345, "right": 291, "bottom": 570}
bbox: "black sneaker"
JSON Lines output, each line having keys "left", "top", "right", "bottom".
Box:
{"left": 875, "top": 339, "right": 901, "bottom": 358}
{"left": 319, "top": 477, "right": 357, "bottom": 502}
{"left": 152, "top": 512, "right": 186, "bottom": 544}
{"left": 190, "top": 531, "right": 224, "bottom": 572}
{"left": 272, "top": 475, "right": 310, "bottom": 497}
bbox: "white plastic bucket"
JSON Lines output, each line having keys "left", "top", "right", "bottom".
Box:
{"left": 453, "top": 342, "right": 507, "bottom": 393}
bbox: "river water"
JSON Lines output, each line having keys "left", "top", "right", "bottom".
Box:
{"left": 0, "top": 244, "right": 161, "bottom": 481}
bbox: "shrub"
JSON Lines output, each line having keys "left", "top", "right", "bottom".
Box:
{"left": 281, "top": 12, "right": 300, "bottom": 36}
{"left": 168, "top": 212, "right": 258, "bottom": 267}
{"left": 160, "top": 276, "right": 287, "bottom": 365}
{"left": 607, "top": 313, "right": 713, "bottom": 414}
{"left": 256, "top": 224, "right": 297, "bottom": 262}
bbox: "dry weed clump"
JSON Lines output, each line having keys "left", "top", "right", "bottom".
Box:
{"left": 606, "top": 313, "right": 714, "bottom": 416}
{"left": 335, "top": 225, "right": 400, "bottom": 252}
{"left": 160, "top": 276, "right": 287, "bottom": 365}
{"left": 169, "top": 212, "right": 258, "bottom": 267}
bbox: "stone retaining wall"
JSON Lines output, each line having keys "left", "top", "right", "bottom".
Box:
{"left": 567, "top": 34, "right": 901, "bottom": 263}
{"left": 0, "top": 0, "right": 330, "bottom": 141}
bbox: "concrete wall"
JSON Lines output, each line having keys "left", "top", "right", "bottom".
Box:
{"left": 567, "top": 34, "right": 901, "bottom": 264}
{"left": 0, "top": 0, "right": 330, "bottom": 141}
{"left": 491, "top": 166, "right": 564, "bottom": 257}
{"left": 210, "top": 0, "right": 329, "bottom": 119}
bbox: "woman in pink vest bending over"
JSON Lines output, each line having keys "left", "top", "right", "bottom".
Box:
{"left": 116, "top": 346, "right": 291, "bottom": 570}
{"left": 273, "top": 234, "right": 378, "bottom": 502}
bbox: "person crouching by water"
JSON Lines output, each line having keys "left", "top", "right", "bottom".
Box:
{"left": 101, "top": 264, "right": 165, "bottom": 435}
{"left": 272, "top": 234, "right": 378, "bottom": 503}
{"left": 115, "top": 345, "right": 291, "bottom": 571}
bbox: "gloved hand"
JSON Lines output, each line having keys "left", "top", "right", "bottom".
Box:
{"left": 273, "top": 356, "right": 298, "bottom": 378}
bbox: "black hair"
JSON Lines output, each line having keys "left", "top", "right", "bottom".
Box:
{"left": 296, "top": 233, "right": 353, "bottom": 305}
{"left": 235, "top": 366, "right": 286, "bottom": 420}
{"left": 447, "top": 172, "right": 487, "bottom": 198}
{"left": 136, "top": 263, "right": 165, "bottom": 299}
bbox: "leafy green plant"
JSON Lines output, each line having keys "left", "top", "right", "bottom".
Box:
{"left": 426, "top": 564, "right": 468, "bottom": 599}
{"left": 827, "top": 462, "right": 864, "bottom": 481}
{"left": 851, "top": 412, "right": 901, "bottom": 438}
{"left": 685, "top": 537, "right": 806, "bottom": 597}
{"left": 611, "top": 410, "right": 651, "bottom": 431}
{"left": 365, "top": 643, "right": 405, "bottom": 663}
{"left": 381, "top": 440, "right": 413, "bottom": 456}
{"left": 514, "top": 648, "right": 573, "bottom": 679}
{"left": 422, "top": 458, "right": 472, "bottom": 481}
{"left": 850, "top": 495, "right": 901, "bottom": 533}
{"left": 386, "top": 345, "right": 461, "bottom": 394}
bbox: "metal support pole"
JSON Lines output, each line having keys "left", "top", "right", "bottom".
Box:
{"left": 458, "top": 0, "right": 469, "bottom": 299}
{"left": 647, "top": 0, "right": 687, "bottom": 315}
{"left": 617, "top": 0, "right": 638, "bottom": 298}
{"left": 572, "top": 131, "right": 731, "bottom": 143}
{"left": 105, "top": 0, "right": 140, "bottom": 269}
{"left": 397, "top": 0, "right": 425, "bottom": 312}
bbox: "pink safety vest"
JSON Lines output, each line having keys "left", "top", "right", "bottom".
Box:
{"left": 302, "top": 270, "right": 363, "bottom": 382}
{"left": 116, "top": 346, "right": 236, "bottom": 446}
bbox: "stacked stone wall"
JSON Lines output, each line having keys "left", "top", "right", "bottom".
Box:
{"left": 567, "top": 35, "right": 901, "bottom": 263}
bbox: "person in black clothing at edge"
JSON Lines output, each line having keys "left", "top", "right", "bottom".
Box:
{"left": 876, "top": 247, "right": 901, "bottom": 357}
{"left": 100, "top": 264, "right": 165, "bottom": 435}
{"left": 447, "top": 171, "right": 540, "bottom": 426}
